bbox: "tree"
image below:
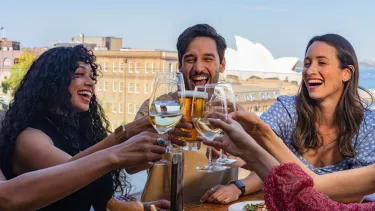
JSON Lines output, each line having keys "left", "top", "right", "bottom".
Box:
{"left": 2, "top": 50, "right": 36, "bottom": 95}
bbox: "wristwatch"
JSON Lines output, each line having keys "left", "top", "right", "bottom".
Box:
{"left": 230, "top": 180, "right": 246, "bottom": 196}
{"left": 114, "top": 124, "right": 128, "bottom": 143}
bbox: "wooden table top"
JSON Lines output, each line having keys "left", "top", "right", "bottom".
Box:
{"left": 184, "top": 191, "right": 264, "bottom": 211}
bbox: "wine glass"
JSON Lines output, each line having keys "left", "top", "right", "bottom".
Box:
{"left": 214, "top": 83, "right": 238, "bottom": 165}
{"left": 191, "top": 84, "right": 230, "bottom": 172}
{"left": 148, "top": 72, "right": 185, "bottom": 165}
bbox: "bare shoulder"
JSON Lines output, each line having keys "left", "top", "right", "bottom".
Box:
{"left": 14, "top": 127, "right": 71, "bottom": 173}
{"left": 16, "top": 127, "right": 54, "bottom": 146}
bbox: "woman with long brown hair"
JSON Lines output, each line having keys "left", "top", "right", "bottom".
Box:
{"left": 202, "top": 34, "right": 375, "bottom": 204}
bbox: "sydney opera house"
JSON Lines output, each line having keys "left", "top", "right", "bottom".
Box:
{"left": 223, "top": 36, "right": 302, "bottom": 85}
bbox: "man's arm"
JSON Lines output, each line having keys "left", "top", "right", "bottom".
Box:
{"left": 200, "top": 172, "right": 263, "bottom": 204}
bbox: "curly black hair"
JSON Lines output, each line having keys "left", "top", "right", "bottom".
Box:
{"left": 0, "top": 45, "right": 129, "bottom": 205}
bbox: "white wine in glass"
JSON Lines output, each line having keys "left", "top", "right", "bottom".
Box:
{"left": 192, "top": 84, "right": 230, "bottom": 172}
{"left": 148, "top": 72, "right": 185, "bottom": 166}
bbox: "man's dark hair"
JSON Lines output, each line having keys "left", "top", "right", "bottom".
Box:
{"left": 176, "top": 24, "right": 227, "bottom": 64}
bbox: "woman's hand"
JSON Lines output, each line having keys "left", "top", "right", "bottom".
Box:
{"left": 229, "top": 111, "right": 274, "bottom": 143}
{"left": 110, "top": 131, "right": 167, "bottom": 169}
{"left": 199, "top": 117, "right": 262, "bottom": 161}
{"left": 122, "top": 116, "right": 156, "bottom": 142}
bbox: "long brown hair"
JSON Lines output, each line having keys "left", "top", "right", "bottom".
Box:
{"left": 293, "top": 34, "right": 373, "bottom": 157}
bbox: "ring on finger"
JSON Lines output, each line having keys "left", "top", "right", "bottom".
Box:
{"left": 156, "top": 138, "right": 167, "bottom": 146}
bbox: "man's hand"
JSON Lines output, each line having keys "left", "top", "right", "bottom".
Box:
{"left": 168, "top": 115, "right": 193, "bottom": 146}
{"left": 200, "top": 184, "right": 241, "bottom": 204}
{"left": 143, "top": 199, "right": 170, "bottom": 211}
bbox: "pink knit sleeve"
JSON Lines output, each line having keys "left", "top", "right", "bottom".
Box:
{"left": 263, "top": 163, "right": 375, "bottom": 211}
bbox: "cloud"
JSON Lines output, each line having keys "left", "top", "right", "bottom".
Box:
{"left": 244, "top": 5, "right": 285, "bottom": 12}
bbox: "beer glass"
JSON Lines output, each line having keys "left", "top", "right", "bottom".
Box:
{"left": 178, "top": 90, "right": 206, "bottom": 151}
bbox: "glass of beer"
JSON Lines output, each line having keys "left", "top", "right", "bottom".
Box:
{"left": 178, "top": 90, "right": 206, "bottom": 151}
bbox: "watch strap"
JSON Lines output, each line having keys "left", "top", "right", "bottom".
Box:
{"left": 230, "top": 180, "right": 246, "bottom": 196}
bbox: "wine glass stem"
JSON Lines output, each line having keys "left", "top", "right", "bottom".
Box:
{"left": 208, "top": 146, "right": 212, "bottom": 166}
{"left": 219, "top": 149, "right": 226, "bottom": 160}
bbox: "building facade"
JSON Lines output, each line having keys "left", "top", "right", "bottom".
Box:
{"left": 71, "top": 35, "right": 123, "bottom": 51}
{"left": 94, "top": 49, "right": 179, "bottom": 131}
{"left": 0, "top": 38, "right": 23, "bottom": 83}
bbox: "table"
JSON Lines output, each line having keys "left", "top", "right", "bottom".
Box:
{"left": 184, "top": 191, "right": 264, "bottom": 211}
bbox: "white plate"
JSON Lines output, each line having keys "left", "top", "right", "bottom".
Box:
{"left": 228, "top": 200, "right": 265, "bottom": 211}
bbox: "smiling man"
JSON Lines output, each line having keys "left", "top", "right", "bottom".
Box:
{"left": 177, "top": 24, "right": 226, "bottom": 90}
{"left": 133, "top": 24, "right": 238, "bottom": 203}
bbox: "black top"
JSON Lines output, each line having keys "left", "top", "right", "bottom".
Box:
{"left": 27, "top": 112, "right": 113, "bottom": 211}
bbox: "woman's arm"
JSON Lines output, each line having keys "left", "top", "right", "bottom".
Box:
{"left": 1, "top": 132, "right": 165, "bottom": 211}
{"left": 0, "top": 150, "right": 114, "bottom": 211}
{"left": 13, "top": 117, "right": 158, "bottom": 175}
{"left": 231, "top": 111, "right": 375, "bottom": 202}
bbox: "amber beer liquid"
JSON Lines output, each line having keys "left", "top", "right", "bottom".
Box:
{"left": 178, "top": 91, "right": 206, "bottom": 151}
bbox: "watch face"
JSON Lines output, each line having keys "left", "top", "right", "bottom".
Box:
{"left": 235, "top": 180, "right": 245, "bottom": 188}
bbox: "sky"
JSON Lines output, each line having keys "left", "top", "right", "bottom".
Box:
{"left": 1, "top": 0, "right": 375, "bottom": 60}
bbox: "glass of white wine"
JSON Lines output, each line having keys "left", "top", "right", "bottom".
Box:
{"left": 148, "top": 72, "right": 185, "bottom": 166}
{"left": 215, "top": 82, "right": 238, "bottom": 165}
{"left": 191, "top": 84, "right": 230, "bottom": 172}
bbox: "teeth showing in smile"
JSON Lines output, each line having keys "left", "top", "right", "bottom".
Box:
{"left": 308, "top": 80, "right": 323, "bottom": 87}
{"left": 193, "top": 76, "right": 208, "bottom": 81}
{"left": 78, "top": 91, "right": 92, "bottom": 97}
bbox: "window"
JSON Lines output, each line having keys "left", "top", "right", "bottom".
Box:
{"left": 134, "top": 104, "right": 139, "bottom": 113}
{"left": 119, "top": 63, "right": 124, "bottom": 72}
{"left": 97, "top": 81, "right": 102, "bottom": 91}
{"left": 129, "top": 62, "right": 133, "bottom": 73}
{"left": 260, "top": 92, "right": 265, "bottom": 100}
{"left": 152, "top": 62, "right": 155, "bottom": 74}
{"left": 274, "top": 91, "right": 278, "bottom": 98}
{"left": 112, "top": 103, "right": 117, "bottom": 113}
{"left": 104, "top": 62, "right": 108, "bottom": 72}
{"left": 113, "top": 81, "right": 117, "bottom": 92}
{"left": 135, "top": 62, "right": 139, "bottom": 73}
{"left": 169, "top": 63, "right": 173, "bottom": 72}
{"left": 144, "top": 84, "right": 148, "bottom": 94}
{"left": 128, "top": 82, "right": 133, "bottom": 93}
{"left": 145, "top": 62, "right": 148, "bottom": 73}
{"left": 119, "top": 82, "right": 124, "bottom": 92}
{"left": 104, "top": 81, "right": 108, "bottom": 91}
{"left": 119, "top": 103, "right": 123, "bottom": 113}
{"left": 128, "top": 103, "right": 133, "bottom": 114}
{"left": 235, "top": 95, "right": 239, "bottom": 102}
{"left": 266, "top": 92, "right": 271, "bottom": 99}
{"left": 250, "top": 93, "right": 255, "bottom": 101}
{"left": 244, "top": 94, "right": 249, "bottom": 101}
{"left": 3, "top": 58, "right": 11, "bottom": 66}
{"left": 135, "top": 83, "right": 140, "bottom": 93}
{"left": 113, "top": 62, "right": 118, "bottom": 72}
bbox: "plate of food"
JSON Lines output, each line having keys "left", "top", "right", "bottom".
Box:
{"left": 228, "top": 200, "right": 266, "bottom": 211}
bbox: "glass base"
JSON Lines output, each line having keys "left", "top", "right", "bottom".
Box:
{"left": 195, "top": 164, "right": 230, "bottom": 173}
{"left": 216, "top": 158, "right": 237, "bottom": 165}
{"left": 181, "top": 141, "right": 200, "bottom": 151}
{"left": 149, "top": 159, "right": 171, "bottom": 166}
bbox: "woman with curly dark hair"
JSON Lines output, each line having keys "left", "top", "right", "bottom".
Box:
{"left": 0, "top": 45, "right": 166, "bottom": 210}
